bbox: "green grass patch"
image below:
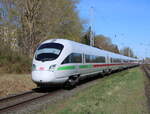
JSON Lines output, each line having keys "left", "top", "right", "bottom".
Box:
{"left": 39, "top": 68, "right": 148, "bottom": 114}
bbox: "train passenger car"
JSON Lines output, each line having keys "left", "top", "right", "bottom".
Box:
{"left": 32, "top": 39, "right": 139, "bottom": 87}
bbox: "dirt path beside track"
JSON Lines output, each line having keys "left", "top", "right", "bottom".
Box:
{"left": 142, "top": 64, "right": 150, "bottom": 113}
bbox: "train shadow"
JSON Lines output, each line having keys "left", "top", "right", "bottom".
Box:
{"left": 32, "top": 86, "right": 62, "bottom": 93}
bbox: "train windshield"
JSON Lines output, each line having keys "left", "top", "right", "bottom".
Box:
{"left": 35, "top": 43, "right": 64, "bottom": 61}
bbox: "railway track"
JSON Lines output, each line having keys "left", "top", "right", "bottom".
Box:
{"left": 147, "top": 65, "right": 150, "bottom": 71}
{"left": 0, "top": 88, "right": 62, "bottom": 114}
{"left": 142, "top": 64, "right": 150, "bottom": 78}
{"left": 142, "top": 64, "right": 150, "bottom": 113}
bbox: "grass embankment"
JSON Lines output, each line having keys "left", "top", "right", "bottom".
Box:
{"left": 0, "top": 74, "right": 36, "bottom": 97}
{"left": 40, "top": 68, "right": 148, "bottom": 114}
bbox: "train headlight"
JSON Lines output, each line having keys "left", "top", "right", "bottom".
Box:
{"left": 32, "top": 64, "right": 36, "bottom": 71}
{"left": 49, "top": 64, "right": 56, "bottom": 71}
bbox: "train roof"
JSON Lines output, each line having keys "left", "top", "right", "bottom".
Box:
{"left": 41, "top": 38, "right": 139, "bottom": 60}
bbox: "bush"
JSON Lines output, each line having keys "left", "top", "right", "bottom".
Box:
{"left": 0, "top": 48, "right": 32, "bottom": 74}
{"left": 3, "top": 57, "right": 32, "bottom": 74}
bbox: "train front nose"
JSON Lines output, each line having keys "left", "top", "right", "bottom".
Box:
{"left": 32, "top": 71, "right": 55, "bottom": 83}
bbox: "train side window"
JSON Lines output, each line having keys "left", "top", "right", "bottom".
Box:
{"left": 123, "top": 59, "right": 126, "bottom": 63}
{"left": 62, "top": 53, "right": 82, "bottom": 64}
{"left": 96, "top": 56, "right": 105, "bottom": 63}
{"left": 113, "top": 58, "right": 121, "bottom": 63}
{"left": 85, "top": 55, "right": 105, "bottom": 63}
{"left": 73, "top": 53, "right": 82, "bottom": 63}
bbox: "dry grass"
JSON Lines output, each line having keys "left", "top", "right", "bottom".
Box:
{"left": 0, "top": 74, "right": 36, "bottom": 97}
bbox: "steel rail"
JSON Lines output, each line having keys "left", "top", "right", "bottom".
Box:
{"left": 0, "top": 90, "right": 34, "bottom": 102}
{"left": 0, "top": 89, "right": 62, "bottom": 113}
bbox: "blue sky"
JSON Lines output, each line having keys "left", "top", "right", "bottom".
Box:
{"left": 77, "top": 0, "right": 150, "bottom": 58}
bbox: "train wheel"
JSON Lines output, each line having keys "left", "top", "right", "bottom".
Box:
{"left": 64, "top": 76, "right": 79, "bottom": 89}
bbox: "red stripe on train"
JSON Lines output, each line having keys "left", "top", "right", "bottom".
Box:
{"left": 93, "top": 63, "right": 134, "bottom": 68}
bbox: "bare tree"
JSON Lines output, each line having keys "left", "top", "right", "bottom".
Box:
{"left": 120, "top": 47, "right": 134, "bottom": 57}
{"left": 0, "top": 0, "right": 83, "bottom": 56}
{"left": 94, "top": 35, "right": 120, "bottom": 53}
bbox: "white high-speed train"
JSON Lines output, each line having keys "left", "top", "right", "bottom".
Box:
{"left": 32, "top": 39, "right": 139, "bottom": 87}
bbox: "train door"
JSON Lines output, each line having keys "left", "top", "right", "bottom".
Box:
{"left": 79, "top": 53, "right": 89, "bottom": 78}
{"left": 106, "top": 55, "right": 110, "bottom": 71}
{"left": 75, "top": 53, "right": 82, "bottom": 75}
